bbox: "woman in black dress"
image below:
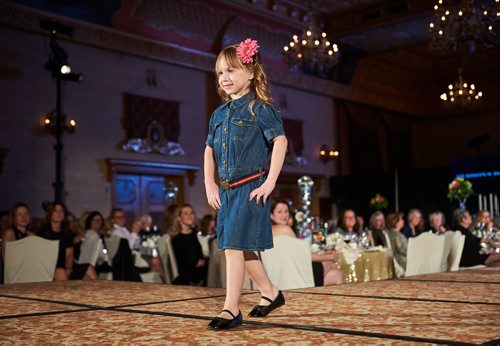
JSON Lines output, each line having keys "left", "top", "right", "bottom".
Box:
{"left": 169, "top": 204, "right": 206, "bottom": 285}
{"left": 38, "top": 202, "right": 97, "bottom": 280}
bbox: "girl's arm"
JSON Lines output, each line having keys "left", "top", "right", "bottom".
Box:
{"left": 250, "top": 135, "right": 287, "bottom": 204}
{"left": 204, "top": 146, "right": 221, "bottom": 209}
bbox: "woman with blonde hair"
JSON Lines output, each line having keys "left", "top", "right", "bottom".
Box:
{"left": 169, "top": 204, "right": 206, "bottom": 285}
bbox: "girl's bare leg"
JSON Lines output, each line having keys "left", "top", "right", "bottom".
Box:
{"left": 218, "top": 249, "right": 245, "bottom": 318}
{"left": 243, "top": 251, "right": 279, "bottom": 305}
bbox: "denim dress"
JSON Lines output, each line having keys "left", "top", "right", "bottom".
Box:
{"left": 205, "top": 91, "right": 285, "bottom": 251}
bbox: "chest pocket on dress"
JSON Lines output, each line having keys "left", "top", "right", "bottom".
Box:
{"left": 213, "top": 119, "right": 223, "bottom": 144}
{"left": 230, "top": 117, "right": 254, "bottom": 141}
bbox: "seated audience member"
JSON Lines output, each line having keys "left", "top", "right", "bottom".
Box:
{"left": 402, "top": 209, "right": 423, "bottom": 238}
{"left": 271, "top": 199, "right": 343, "bottom": 285}
{"left": 473, "top": 210, "right": 494, "bottom": 233}
{"left": 110, "top": 208, "right": 140, "bottom": 251}
{"left": 429, "top": 211, "right": 447, "bottom": 234}
{"left": 169, "top": 204, "right": 206, "bottom": 285}
{"left": 38, "top": 202, "right": 96, "bottom": 280}
{"left": 138, "top": 214, "right": 159, "bottom": 240}
{"left": 386, "top": 212, "right": 408, "bottom": 271}
{"left": 493, "top": 215, "right": 500, "bottom": 231}
{"left": 81, "top": 211, "right": 108, "bottom": 270}
{"left": 1, "top": 202, "right": 36, "bottom": 260}
{"left": 356, "top": 215, "right": 366, "bottom": 232}
{"left": 198, "top": 214, "right": 216, "bottom": 258}
{"left": 453, "top": 208, "right": 500, "bottom": 267}
{"left": 334, "top": 209, "right": 359, "bottom": 240}
{"left": 368, "top": 211, "right": 388, "bottom": 247}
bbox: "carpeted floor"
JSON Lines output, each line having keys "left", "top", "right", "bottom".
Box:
{"left": 0, "top": 267, "right": 499, "bottom": 345}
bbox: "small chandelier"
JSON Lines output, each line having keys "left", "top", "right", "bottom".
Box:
{"left": 440, "top": 67, "right": 483, "bottom": 106}
{"left": 429, "top": 0, "right": 499, "bottom": 54}
{"left": 283, "top": 13, "right": 339, "bottom": 78}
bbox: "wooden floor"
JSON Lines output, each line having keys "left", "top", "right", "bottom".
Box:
{"left": 1, "top": 267, "right": 499, "bottom": 345}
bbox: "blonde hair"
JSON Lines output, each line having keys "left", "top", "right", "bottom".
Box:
{"left": 215, "top": 44, "right": 272, "bottom": 116}
{"left": 168, "top": 204, "right": 195, "bottom": 237}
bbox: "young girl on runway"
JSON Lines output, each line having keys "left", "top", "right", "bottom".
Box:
{"left": 204, "top": 38, "right": 288, "bottom": 330}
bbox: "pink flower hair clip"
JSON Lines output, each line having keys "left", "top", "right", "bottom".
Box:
{"left": 236, "top": 38, "right": 259, "bottom": 64}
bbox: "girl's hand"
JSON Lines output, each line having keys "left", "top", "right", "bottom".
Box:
{"left": 206, "top": 181, "right": 221, "bottom": 210}
{"left": 249, "top": 180, "right": 275, "bottom": 205}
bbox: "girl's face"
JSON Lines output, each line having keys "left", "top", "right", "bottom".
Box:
{"left": 51, "top": 204, "right": 65, "bottom": 223}
{"left": 271, "top": 203, "right": 290, "bottom": 226}
{"left": 15, "top": 206, "right": 30, "bottom": 229}
{"left": 217, "top": 58, "right": 254, "bottom": 100}
{"left": 179, "top": 207, "right": 195, "bottom": 228}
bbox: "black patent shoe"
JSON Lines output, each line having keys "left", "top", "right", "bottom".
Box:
{"left": 207, "top": 309, "right": 243, "bottom": 330}
{"left": 248, "top": 290, "right": 285, "bottom": 317}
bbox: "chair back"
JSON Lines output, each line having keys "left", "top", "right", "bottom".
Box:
{"left": 157, "top": 234, "right": 179, "bottom": 284}
{"left": 440, "top": 232, "right": 453, "bottom": 272}
{"left": 78, "top": 232, "right": 101, "bottom": 266}
{"left": 383, "top": 230, "right": 405, "bottom": 278}
{"left": 260, "top": 236, "right": 315, "bottom": 290}
{"left": 405, "top": 232, "right": 445, "bottom": 276}
{"left": 104, "top": 235, "right": 121, "bottom": 266}
{"left": 448, "top": 231, "right": 465, "bottom": 271}
{"left": 4, "top": 236, "right": 59, "bottom": 284}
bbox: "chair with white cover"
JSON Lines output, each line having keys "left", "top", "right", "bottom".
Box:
{"left": 383, "top": 231, "right": 406, "bottom": 278}
{"left": 157, "top": 234, "right": 179, "bottom": 284}
{"left": 440, "top": 232, "right": 454, "bottom": 273}
{"left": 447, "top": 231, "right": 465, "bottom": 271}
{"left": 98, "top": 235, "right": 122, "bottom": 280}
{"left": 260, "top": 235, "right": 315, "bottom": 290}
{"left": 78, "top": 232, "right": 102, "bottom": 267}
{"left": 4, "top": 236, "right": 59, "bottom": 284}
{"left": 405, "top": 232, "right": 445, "bottom": 277}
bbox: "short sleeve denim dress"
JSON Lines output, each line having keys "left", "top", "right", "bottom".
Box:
{"left": 205, "top": 91, "right": 285, "bottom": 251}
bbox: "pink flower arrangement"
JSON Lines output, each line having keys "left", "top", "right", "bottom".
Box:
{"left": 447, "top": 177, "right": 473, "bottom": 202}
{"left": 236, "top": 38, "right": 259, "bottom": 64}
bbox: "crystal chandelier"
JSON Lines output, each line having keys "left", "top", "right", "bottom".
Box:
{"left": 440, "top": 67, "right": 483, "bottom": 106}
{"left": 283, "top": 12, "right": 339, "bottom": 78}
{"left": 429, "top": 0, "right": 499, "bottom": 54}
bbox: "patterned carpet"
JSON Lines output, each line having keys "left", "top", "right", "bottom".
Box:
{"left": 0, "top": 267, "right": 499, "bottom": 345}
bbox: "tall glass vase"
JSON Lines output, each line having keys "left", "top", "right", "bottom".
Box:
{"left": 458, "top": 198, "right": 467, "bottom": 210}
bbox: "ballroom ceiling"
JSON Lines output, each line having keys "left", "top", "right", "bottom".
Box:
{"left": 3, "top": 0, "right": 500, "bottom": 115}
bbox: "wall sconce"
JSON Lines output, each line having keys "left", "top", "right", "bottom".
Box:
{"left": 37, "top": 110, "right": 76, "bottom": 136}
{"left": 319, "top": 145, "right": 339, "bottom": 163}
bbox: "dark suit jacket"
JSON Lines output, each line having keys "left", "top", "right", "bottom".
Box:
{"left": 456, "top": 225, "right": 488, "bottom": 267}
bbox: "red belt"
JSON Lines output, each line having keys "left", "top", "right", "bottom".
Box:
{"left": 221, "top": 170, "right": 266, "bottom": 191}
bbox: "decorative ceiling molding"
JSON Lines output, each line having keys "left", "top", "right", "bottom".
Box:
{"left": 0, "top": 2, "right": 433, "bottom": 117}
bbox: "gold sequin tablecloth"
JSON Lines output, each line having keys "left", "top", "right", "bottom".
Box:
{"left": 338, "top": 249, "right": 394, "bottom": 283}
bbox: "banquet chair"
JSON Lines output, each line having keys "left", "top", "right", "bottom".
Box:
{"left": 205, "top": 239, "right": 254, "bottom": 289}
{"left": 405, "top": 232, "right": 445, "bottom": 277}
{"left": 260, "top": 235, "right": 315, "bottom": 290}
{"left": 77, "top": 233, "right": 101, "bottom": 267}
{"left": 440, "top": 232, "right": 453, "bottom": 272}
{"left": 157, "top": 234, "right": 179, "bottom": 284}
{"left": 4, "top": 236, "right": 59, "bottom": 284}
{"left": 383, "top": 231, "right": 406, "bottom": 278}
{"left": 447, "top": 231, "right": 465, "bottom": 271}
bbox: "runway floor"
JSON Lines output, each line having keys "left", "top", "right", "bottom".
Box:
{"left": 0, "top": 267, "right": 499, "bottom": 345}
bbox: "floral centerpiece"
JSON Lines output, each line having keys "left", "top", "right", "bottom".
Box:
{"left": 369, "top": 193, "right": 388, "bottom": 210}
{"left": 447, "top": 177, "right": 473, "bottom": 209}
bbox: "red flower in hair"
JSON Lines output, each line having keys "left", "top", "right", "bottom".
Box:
{"left": 236, "top": 38, "right": 259, "bottom": 64}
